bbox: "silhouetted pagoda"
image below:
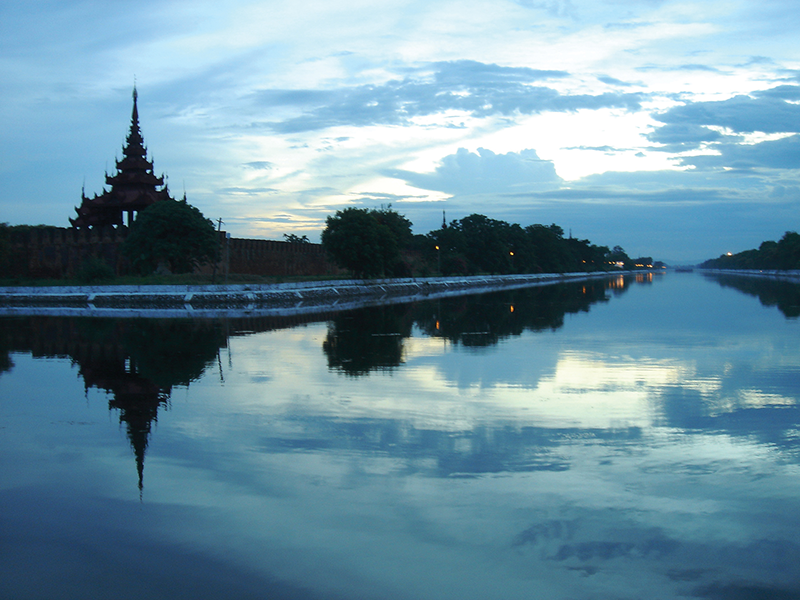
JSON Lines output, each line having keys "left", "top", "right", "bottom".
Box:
{"left": 71, "top": 87, "right": 174, "bottom": 229}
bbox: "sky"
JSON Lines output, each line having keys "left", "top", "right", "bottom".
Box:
{"left": 1, "top": 0, "right": 799, "bottom": 264}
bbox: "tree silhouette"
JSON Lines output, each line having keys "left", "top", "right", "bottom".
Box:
{"left": 122, "top": 198, "right": 219, "bottom": 275}
{"left": 321, "top": 206, "right": 411, "bottom": 278}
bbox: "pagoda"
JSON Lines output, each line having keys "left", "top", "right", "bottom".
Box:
{"left": 71, "top": 86, "right": 174, "bottom": 229}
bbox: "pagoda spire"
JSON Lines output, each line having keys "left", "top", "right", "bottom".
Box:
{"left": 71, "top": 85, "right": 173, "bottom": 229}
{"left": 124, "top": 85, "right": 145, "bottom": 161}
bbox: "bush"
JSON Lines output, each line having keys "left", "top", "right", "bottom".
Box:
{"left": 77, "top": 256, "right": 115, "bottom": 283}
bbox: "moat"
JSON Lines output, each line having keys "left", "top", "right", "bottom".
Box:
{"left": 2, "top": 272, "right": 799, "bottom": 600}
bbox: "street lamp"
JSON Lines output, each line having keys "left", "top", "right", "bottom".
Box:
{"left": 435, "top": 245, "right": 441, "bottom": 274}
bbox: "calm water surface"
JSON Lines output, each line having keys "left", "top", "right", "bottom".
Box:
{"left": 2, "top": 273, "right": 800, "bottom": 600}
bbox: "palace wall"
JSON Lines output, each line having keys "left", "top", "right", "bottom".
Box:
{"left": 3, "top": 227, "right": 339, "bottom": 280}
{"left": 223, "top": 236, "right": 338, "bottom": 278}
{"left": 4, "top": 226, "right": 130, "bottom": 279}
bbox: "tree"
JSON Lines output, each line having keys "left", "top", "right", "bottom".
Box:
{"left": 427, "top": 222, "right": 468, "bottom": 275}
{"left": 122, "top": 198, "right": 220, "bottom": 275}
{"left": 526, "top": 223, "right": 571, "bottom": 273}
{"left": 700, "top": 231, "right": 800, "bottom": 270}
{"left": 776, "top": 231, "right": 800, "bottom": 270}
{"left": 0, "top": 223, "right": 10, "bottom": 275}
{"left": 283, "top": 234, "right": 310, "bottom": 244}
{"left": 607, "top": 245, "right": 632, "bottom": 269}
{"left": 321, "top": 207, "right": 412, "bottom": 278}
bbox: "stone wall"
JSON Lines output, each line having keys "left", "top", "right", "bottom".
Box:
{"left": 224, "top": 237, "right": 338, "bottom": 278}
{"left": 4, "top": 226, "right": 130, "bottom": 279}
{"left": 2, "top": 227, "right": 339, "bottom": 279}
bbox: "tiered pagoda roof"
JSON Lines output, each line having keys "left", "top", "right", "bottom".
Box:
{"left": 71, "top": 87, "right": 174, "bottom": 229}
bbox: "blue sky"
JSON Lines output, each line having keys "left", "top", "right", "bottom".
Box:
{"left": 1, "top": 0, "right": 799, "bottom": 263}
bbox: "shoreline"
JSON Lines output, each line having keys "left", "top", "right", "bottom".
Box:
{"left": 700, "top": 269, "right": 800, "bottom": 281}
{"left": 0, "top": 271, "right": 623, "bottom": 318}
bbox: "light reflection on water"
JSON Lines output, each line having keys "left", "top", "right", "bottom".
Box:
{"left": 1, "top": 273, "right": 800, "bottom": 600}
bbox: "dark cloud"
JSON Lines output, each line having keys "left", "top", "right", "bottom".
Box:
{"left": 691, "top": 581, "right": 800, "bottom": 600}
{"left": 680, "top": 134, "right": 800, "bottom": 170}
{"left": 385, "top": 147, "right": 561, "bottom": 196}
{"left": 754, "top": 85, "right": 800, "bottom": 101}
{"left": 511, "top": 186, "right": 738, "bottom": 205}
{"left": 646, "top": 123, "right": 730, "bottom": 152}
{"left": 652, "top": 89, "right": 800, "bottom": 135}
{"left": 252, "top": 60, "right": 644, "bottom": 133}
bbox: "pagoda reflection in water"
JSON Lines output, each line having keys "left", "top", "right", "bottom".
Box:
{"left": 0, "top": 276, "right": 642, "bottom": 492}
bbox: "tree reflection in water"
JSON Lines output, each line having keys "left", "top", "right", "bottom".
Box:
{"left": 323, "top": 278, "right": 624, "bottom": 373}
{"left": 705, "top": 273, "right": 800, "bottom": 318}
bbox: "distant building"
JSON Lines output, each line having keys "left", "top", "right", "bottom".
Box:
{"left": 71, "top": 87, "right": 175, "bottom": 229}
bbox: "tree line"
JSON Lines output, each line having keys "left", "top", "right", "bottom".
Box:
{"left": 321, "top": 206, "right": 658, "bottom": 278}
{"left": 700, "top": 231, "right": 800, "bottom": 271}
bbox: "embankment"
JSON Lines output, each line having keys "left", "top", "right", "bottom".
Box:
{"left": 0, "top": 272, "right": 622, "bottom": 318}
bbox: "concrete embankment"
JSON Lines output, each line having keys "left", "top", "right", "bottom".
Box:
{"left": 0, "top": 272, "right": 619, "bottom": 318}
{"left": 700, "top": 269, "right": 800, "bottom": 281}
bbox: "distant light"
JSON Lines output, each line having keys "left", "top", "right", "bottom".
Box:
{"left": 726, "top": 252, "right": 733, "bottom": 256}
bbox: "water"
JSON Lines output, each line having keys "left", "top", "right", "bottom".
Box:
{"left": 1, "top": 273, "right": 799, "bottom": 600}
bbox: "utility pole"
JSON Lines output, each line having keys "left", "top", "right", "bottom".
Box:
{"left": 212, "top": 218, "right": 223, "bottom": 283}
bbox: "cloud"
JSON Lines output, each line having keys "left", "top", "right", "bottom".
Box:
{"left": 251, "top": 60, "right": 645, "bottom": 133}
{"left": 510, "top": 186, "right": 739, "bottom": 205}
{"left": 564, "top": 145, "right": 625, "bottom": 153}
{"left": 652, "top": 87, "right": 800, "bottom": 135}
{"left": 597, "top": 75, "right": 634, "bottom": 87}
{"left": 428, "top": 60, "right": 569, "bottom": 85}
{"left": 385, "top": 147, "right": 561, "bottom": 196}
{"left": 680, "top": 134, "right": 800, "bottom": 170}
{"left": 675, "top": 64, "right": 720, "bottom": 72}
{"left": 646, "top": 123, "right": 729, "bottom": 152}
{"left": 242, "top": 161, "right": 273, "bottom": 170}
{"left": 216, "top": 186, "right": 279, "bottom": 196}
{"left": 754, "top": 85, "right": 800, "bottom": 101}
{"left": 354, "top": 191, "right": 430, "bottom": 205}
